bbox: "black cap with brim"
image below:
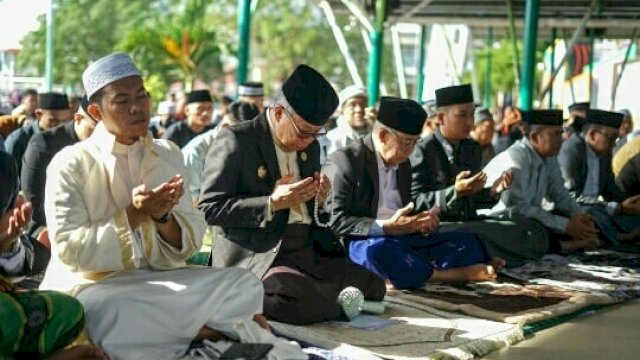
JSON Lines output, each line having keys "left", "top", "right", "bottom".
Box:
{"left": 522, "top": 110, "right": 563, "bottom": 126}
{"left": 586, "top": 109, "right": 624, "bottom": 129}
{"left": 282, "top": 64, "right": 338, "bottom": 126}
{"left": 187, "top": 90, "right": 213, "bottom": 104}
{"left": 39, "top": 92, "right": 69, "bottom": 110}
{"left": 435, "top": 84, "right": 474, "bottom": 107}
{"left": 378, "top": 97, "right": 426, "bottom": 136}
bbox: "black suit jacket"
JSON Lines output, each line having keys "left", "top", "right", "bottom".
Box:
{"left": 323, "top": 135, "right": 412, "bottom": 240}
{"left": 198, "top": 113, "right": 331, "bottom": 276}
{"left": 410, "top": 132, "right": 495, "bottom": 221}
{"left": 163, "top": 121, "right": 212, "bottom": 148}
{"left": 5, "top": 121, "right": 39, "bottom": 174}
{"left": 558, "top": 133, "right": 625, "bottom": 203}
{"left": 21, "top": 120, "right": 79, "bottom": 235}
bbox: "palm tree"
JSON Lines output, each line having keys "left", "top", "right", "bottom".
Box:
{"left": 119, "top": 0, "right": 227, "bottom": 92}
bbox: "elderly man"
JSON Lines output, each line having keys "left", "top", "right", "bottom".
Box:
{"left": 5, "top": 93, "right": 70, "bottom": 173}
{"left": 238, "top": 82, "right": 265, "bottom": 112}
{"left": 1, "top": 151, "right": 108, "bottom": 360}
{"left": 326, "top": 85, "right": 376, "bottom": 155}
{"left": 324, "top": 97, "right": 503, "bottom": 289}
{"left": 559, "top": 109, "right": 640, "bottom": 244}
{"left": 483, "top": 110, "right": 602, "bottom": 253}
{"left": 41, "top": 53, "right": 303, "bottom": 359}
{"left": 471, "top": 107, "right": 496, "bottom": 167}
{"left": 199, "top": 65, "right": 385, "bottom": 325}
{"left": 21, "top": 96, "right": 98, "bottom": 237}
{"left": 163, "top": 89, "right": 214, "bottom": 148}
{"left": 411, "top": 85, "right": 548, "bottom": 266}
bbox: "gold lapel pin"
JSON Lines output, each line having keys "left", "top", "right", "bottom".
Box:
{"left": 300, "top": 152, "right": 308, "bottom": 162}
{"left": 257, "top": 165, "right": 268, "bottom": 179}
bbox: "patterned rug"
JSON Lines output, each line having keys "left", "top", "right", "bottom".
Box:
{"left": 388, "top": 250, "right": 640, "bottom": 325}
{"left": 270, "top": 299, "right": 523, "bottom": 360}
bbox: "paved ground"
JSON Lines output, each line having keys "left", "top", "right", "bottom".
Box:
{"left": 483, "top": 300, "right": 640, "bottom": 359}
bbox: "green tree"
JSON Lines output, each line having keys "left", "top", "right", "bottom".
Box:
{"left": 16, "top": 0, "right": 157, "bottom": 91}
{"left": 464, "top": 39, "right": 544, "bottom": 108}
{"left": 118, "top": 0, "right": 230, "bottom": 92}
{"left": 236, "top": 0, "right": 398, "bottom": 98}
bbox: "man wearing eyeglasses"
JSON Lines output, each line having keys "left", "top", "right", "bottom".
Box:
{"left": 21, "top": 95, "right": 99, "bottom": 238}
{"left": 410, "top": 84, "right": 549, "bottom": 267}
{"left": 199, "top": 64, "right": 385, "bottom": 325}
{"left": 558, "top": 109, "right": 640, "bottom": 245}
{"left": 324, "top": 96, "right": 504, "bottom": 289}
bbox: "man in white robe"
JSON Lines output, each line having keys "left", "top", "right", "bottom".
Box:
{"left": 41, "top": 53, "right": 304, "bottom": 360}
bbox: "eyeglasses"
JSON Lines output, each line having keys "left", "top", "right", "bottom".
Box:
{"left": 281, "top": 107, "right": 327, "bottom": 139}
{"left": 595, "top": 129, "right": 618, "bottom": 142}
{"left": 388, "top": 128, "right": 419, "bottom": 149}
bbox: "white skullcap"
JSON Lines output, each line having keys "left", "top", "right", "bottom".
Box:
{"left": 82, "top": 53, "right": 141, "bottom": 99}
{"left": 338, "top": 85, "right": 367, "bottom": 107}
{"left": 157, "top": 101, "right": 176, "bottom": 115}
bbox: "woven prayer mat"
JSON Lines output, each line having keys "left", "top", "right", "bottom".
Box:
{"left": 387, "top": 250, "right": 640, "bottom": 325}
{"left": 270, "top": 299, "right": 523, "bottom": 360}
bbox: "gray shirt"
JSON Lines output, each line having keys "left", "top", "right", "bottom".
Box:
{"left": 482, "top": 138, "right": 583, "bottom": 233}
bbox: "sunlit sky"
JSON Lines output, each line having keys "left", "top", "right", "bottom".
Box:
{"left": 0, "top": 0, "right": 48, "bottom": 50}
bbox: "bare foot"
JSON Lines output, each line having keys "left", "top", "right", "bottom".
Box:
{"left": 384, "top": 279, "right": 397, "bottom": 291}
{"left": 462, "top": 263, "right": 498, "bottom": 282}
{"left": 253, "top": 314, "right": 271, "bottom": 331}
{"left": 194, "top": 326, "right": 226, "bottom": 342}
{"left": 46, "top": 345, "right": 109, "bottom": 360}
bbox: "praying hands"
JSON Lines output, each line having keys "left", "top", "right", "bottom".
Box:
{"left": 0, "top": 195, "right": 32, "bottom": 253}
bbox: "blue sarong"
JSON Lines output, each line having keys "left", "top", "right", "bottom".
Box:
{"left": 349, "top": 231, "right": 490, "bottom": 289}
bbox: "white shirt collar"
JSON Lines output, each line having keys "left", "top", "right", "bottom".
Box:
{"left": 90, "top": 121, "right": 154, "bottom": 155}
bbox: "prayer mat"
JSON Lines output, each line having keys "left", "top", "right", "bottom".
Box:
{"left": 269, "top": 298, "right": 523, "bottom": 360}
{"left": 386, "top": 250, "right": 640, "bottom": 325}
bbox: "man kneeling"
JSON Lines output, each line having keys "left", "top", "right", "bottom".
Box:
{"left": 324, "top": 97, "right": 504, "bottom": 289}
{"left": 40, "top": 53, "right": 303, "bottom": 360}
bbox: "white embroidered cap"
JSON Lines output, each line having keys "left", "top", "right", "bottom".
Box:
{"left": 337, "top": 85, "right": 367, "bottom": 108}
{"left": 238, "top": 82, "right": 264, "bottom": 97}
{"left": 82, "top": 53, "right": 141, "bottom": 99}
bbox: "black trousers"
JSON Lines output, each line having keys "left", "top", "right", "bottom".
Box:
{"left": 262, "top": 224, "right": 386, "bottom": 325}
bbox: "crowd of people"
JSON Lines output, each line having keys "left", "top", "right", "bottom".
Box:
{"left": 1, "top": 52, "right": 640, "bottom": 360}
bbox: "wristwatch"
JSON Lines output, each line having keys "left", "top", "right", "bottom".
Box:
{"left": 152, "top": 212, "right": 172, "bottom": 224}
